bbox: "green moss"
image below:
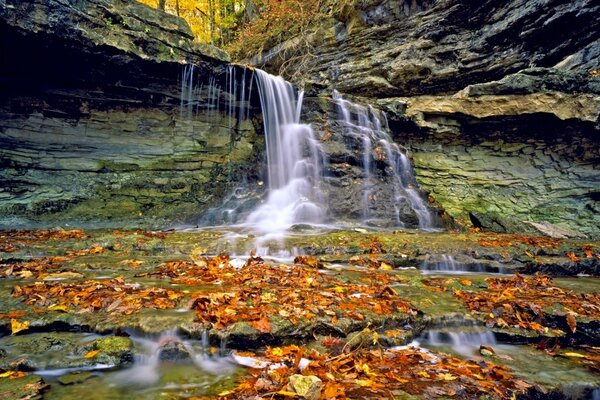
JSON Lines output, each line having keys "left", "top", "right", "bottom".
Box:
{"left": 93, "top": 336, "right": 133, "bottom": 354}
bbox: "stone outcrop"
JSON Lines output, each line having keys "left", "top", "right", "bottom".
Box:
{"left": 260, "top": 0, "right": 599, "bottom": 97}
{"left": 378, "top": 69, "right": 600, "bottom": 237}
{"left": 0, "top": 0, "right": 263, "bottom": 228}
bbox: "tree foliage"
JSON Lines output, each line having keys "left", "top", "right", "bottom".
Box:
{"left": 137, "top": 0, "right": 248, "bottom": 45}
{"left": 136, "top": 0, "right": 323, "bottom": 61}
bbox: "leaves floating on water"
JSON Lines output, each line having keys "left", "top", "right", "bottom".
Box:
{"left": 12, "top": 277, "right": 184, "bottom": 315}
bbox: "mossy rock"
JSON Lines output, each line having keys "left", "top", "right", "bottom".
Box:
{"left": 0, "top": 374, "right": 47, "bottom": 400}
{"left": 92, "top": 336, "right": 134, "bottom": 365}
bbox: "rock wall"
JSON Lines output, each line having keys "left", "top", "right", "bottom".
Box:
{"left": 0, "top": 0, "right": 264, "bottom": 228}
{"left": 388, "top": 113, "right": 599, "bottom": 237}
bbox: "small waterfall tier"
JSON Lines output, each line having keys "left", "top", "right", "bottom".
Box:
{"left": 328, "top": 92, "right": 436, "bottom": 229}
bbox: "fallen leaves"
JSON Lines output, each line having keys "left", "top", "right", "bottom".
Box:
{"left": 0, "top": 229, "right": 87, "bottom": 254}
{"left": 12, "top": 277, "right": 184, "bottom": 315}
{"left": 475, "top": 233, "right": 562, "bottom": 249}
{"left": 452, "top": 274, "right": 600, "bottom": 335}
{"left": 185, "top": 256, "right": 416, "bottom": 333}
{"left": 223, "top": 344, "right": 530, "bottom": 399}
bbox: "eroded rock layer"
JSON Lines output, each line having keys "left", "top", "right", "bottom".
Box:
{"left": 0, "top": 0, "right": 263, "bottom": 228}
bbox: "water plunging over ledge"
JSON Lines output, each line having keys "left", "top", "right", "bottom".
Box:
{"left": 179, "top": 64, "right": 436, "bottom": 238}
{"left": 243, "top": 70, "right": 325, "bottom": 237}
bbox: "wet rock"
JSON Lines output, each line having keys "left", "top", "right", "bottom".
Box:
{"left": 260, "top": 0, "right": 600, "bottom": 97}
{"left": 525, "top": 222, "right": 586, "bottom": 239}
{"left": 57, "top": 371, "right": 94, "bottom": 385}
{"left": 468, "top": 212, "right": 538, "bottom": 235}
{"left": 92, "top": 336, "right": 134, "bottom": 365}
{"left": 0, "top": 374, "right": 47, "bottom": 400}
{"left": 0, "top": 332, "right": 102, "bottom": 371}
{"left": 288, "top": 374, "right": 322, "bottom": 400}
{"left": 0, "top": 0, "right": 263, "bottom": 229}
{"left": 523, "top": 258, "right": 600, "bottom": 277}
{"left": 157, "top": 339, "right": 192, "bottom": 362}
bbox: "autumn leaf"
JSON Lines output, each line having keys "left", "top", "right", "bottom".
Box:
{"left": 10, "top": 318, "right": 29, "bottom": 335}
{"left": 0, "top": 371, "right": 26, "bottom": 379}
{"left": 566, "top": 251, "right": 580, "bottom": 262}
{"left": 48, "top": 304, "right": 69, "bottom": 312}
{"left": 566, "top": 313, "right": 577, "bottom": 333}
{"left": 84, "top": 350, "right": 100, "bottom": 359}
{"left": 249, "top": 316, "right": 272, "bottom": 333}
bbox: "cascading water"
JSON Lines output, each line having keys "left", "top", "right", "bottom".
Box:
{"left": 180, "top": 64, "right": 434, "bottom": 234}
{"left": 111, "top": 331, "right": 234, "bottom": 387}
{"left": 422, "top": 254, "right": 459, "bottom": 272}
{"left": 425, "top": 329, "right": 497, "bottom": 357}
{"left": 332, "top": 91, "right": 434, "bottom": 229}
{"left": 244, "top": 70, "right": 325, "bottom": 237}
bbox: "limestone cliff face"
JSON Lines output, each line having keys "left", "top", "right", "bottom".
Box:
{"left": 255, "top": 0, "right": 600, "bottom": 237}
{"left": 0, "top": 0, "right": 263, "bottom": 228}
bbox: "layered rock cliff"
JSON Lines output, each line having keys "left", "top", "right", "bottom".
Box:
{"left": 255, "top": 0, "right": 600, "bottom": 237}
{"left": 0, "top": 0, "right": 263, "bottom": 228}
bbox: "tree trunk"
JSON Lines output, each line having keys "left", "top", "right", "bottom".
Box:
{"left": 158, "top": 0, "right": 166, "bottom": 11}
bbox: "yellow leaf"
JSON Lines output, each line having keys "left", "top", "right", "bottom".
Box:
{"left": 332, "top": 286, "right": 345, "bottom": 293}
{"left": 379, "top": 262, "right": 392, "bottom": 270}
{"left": 363, "top": 363, "right": 376, "bottom": 377}
{"left": 372, "top": 332, "right": 379, "bottom": 345}
{"left": 276, "top": 390, "right": 299, "bottom": 397}
{"left": 218, "top": 390, "right": 234, "bottom": 396}
{"left": 563, "top": 352, "right": 586, "bottom": 358}
{"left": 84, "top": 350, "right": 100, "bottom": 359}
{"left": 416, "top": 371, "right": 430, "bottom": 378}
{"left": 270, "top": 347, "right": 284, "bottom": 357}
{"left": 48, "top": 304, "right": 69, "bottom": 312}
{"left": 0, "top": 371, "right": 25, "bottom": 379}
{"left": 10, "top": 319, "right": 29, "bottom": 335}
{"left": 438, "top": 373, "right": 457, "bottom": 381}
{"left": 355, "top": 379, "right": 374, "bottom": 387}
{"left": 261, "top": 292, "right": 277, "bottom": 303}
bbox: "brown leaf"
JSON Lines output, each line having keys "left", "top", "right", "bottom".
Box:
{"left": 566, "top": 313, "right": 577, "bottom": 333}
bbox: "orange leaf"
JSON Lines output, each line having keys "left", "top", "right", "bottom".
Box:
{"left": 249, "top": 316, "right": 272, "bottom": 333}
{"left": 84, "top": 350, "right": 100, "bottom": 359}
{"left": 566, "top": 252, "right": 580, "bottom": 262}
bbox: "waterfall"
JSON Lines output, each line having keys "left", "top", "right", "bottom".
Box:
{"left": 426, "top": 329, "right": 497, "bottom": 357}
{"left": 179, "top": 63, "right": 434, "bottom": 232}
{"left": 332, "top": 92, "right": 434, "bottom": 229}
{"left": 244, "top": 70, "right": 325, "bottom": 236}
